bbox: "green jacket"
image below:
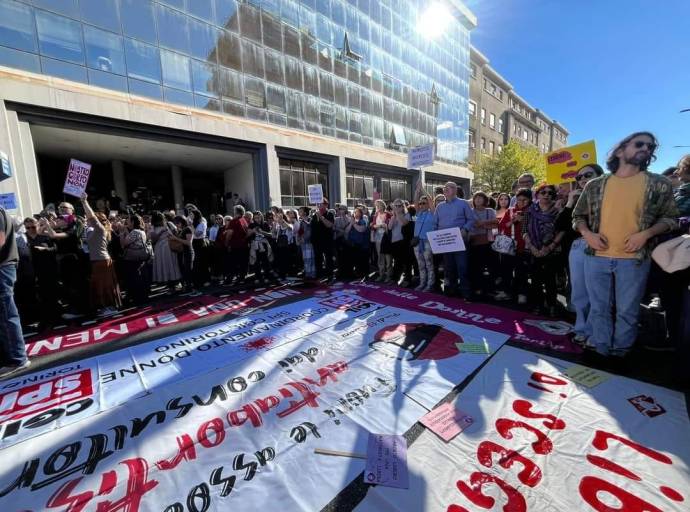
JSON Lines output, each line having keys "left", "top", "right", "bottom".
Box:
{"left": 572, "top": 172, "right": 678, "bottom": 262}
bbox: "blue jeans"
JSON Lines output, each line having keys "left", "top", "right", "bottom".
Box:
{"left": 584, "top": 255, "right": 650, "bottom": 356}
{"left": 0, "top": 264, "right": 27, "bottom": 366}
{"left": 443, "top": 250, "right": 470, "bottom": 298}
{"left": 569, "top": 238, "right": 591, "bottom": 338}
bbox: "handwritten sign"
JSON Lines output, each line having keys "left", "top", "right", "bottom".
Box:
{"left": 308, "top": 184, "right": 324, "bottom": 205}
{"left": 63, "top": 159, "right": 92, "bottom": 197}
{"left": 545, "top": 140, "right": 597, "bottom": 185}
{"left": 563, "top": 364, "right": 610, "bottom": 388}
{"left": 419, "top": 402, "right": 473, "bottom": 442}
{"left": 364, "top": 434, "right": 409, "bottom": 489}
{"left": 427, "top": 227, "right": 466, "bottom": 254}
{"left": 407, "top": 143, "right": 435, "bottom": 169}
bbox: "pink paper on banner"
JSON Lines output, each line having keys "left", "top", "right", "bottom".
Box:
{"left": 419, "top": 402, "right": 473, "bottom": 442}
{"left": 348, "top": 282, "right": 581, "bottom": 353}
{"left": 364, "top": 434, "right": 409, "bottom": 489}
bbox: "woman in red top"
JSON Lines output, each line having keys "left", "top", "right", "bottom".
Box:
{"left": 497, "top": 188, "right": 533, "bottom": 304}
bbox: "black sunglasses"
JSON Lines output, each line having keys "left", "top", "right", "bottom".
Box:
{"left": 539, "top": 190, "right": 556, "bottom": 197}
{"left": 576, "top": 171, "right": 596, "bottom": 181}
{"left": 633, "top": 141, "right": 656, "bottom": 151}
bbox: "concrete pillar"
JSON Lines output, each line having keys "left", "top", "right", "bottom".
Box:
{"left": 265, "top": 144, "right": 281, "bottom": 208}
{"left": 171, "top": 165, "right": 183, "bottom": 212}
{"left": 111, "top": 159, "right": 127, "bottom": 206}
{"left": 336, "top": 156, "right": 346, "bottom": 205}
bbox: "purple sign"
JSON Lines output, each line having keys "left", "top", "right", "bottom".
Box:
{"left": 363, "top": 434, "right": 409, "bottom": 489}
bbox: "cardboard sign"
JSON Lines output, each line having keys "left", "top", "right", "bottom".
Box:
{"left": 63, "top": 159, "right": 92, "bottom": 197}
{"left": 419, "top": 402, "right": 474, "bottom": 442}
{"left": 308, "top": 184, "right": 324, "bottom": 205}
{"left": 427, "top": 227, "right": 466, "bottom": 254}
{"left": 0, "top": 192, "right": 17, "bottom": 210}
{"left": 0, "top": 151, "right": 11, "bottom": 181}
{"left": 545, "top": 140, "right": 597, "bottom": 184}
{"left": 364, "top": 434, "right": 409, "bottom": 488}
{"left": 563, "top": 364, "right": 611, "bottom": 388}
{"left": 407, "top": 143, "right": 435, "bottom": 169}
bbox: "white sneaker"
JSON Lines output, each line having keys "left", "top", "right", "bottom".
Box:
{"left": 517, "top": 294, "right": 527, "bottom": 305}
{"left": 0, "top": 360, "right": 31, "bottom": 379}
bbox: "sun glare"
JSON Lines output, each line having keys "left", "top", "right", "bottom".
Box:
{"left": 417, "top": 2, "right": 453, "bottom": 39}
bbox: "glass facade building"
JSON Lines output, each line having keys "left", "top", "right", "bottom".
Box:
{"left": 0, "top": 0, "right": 472, "bottom": 168}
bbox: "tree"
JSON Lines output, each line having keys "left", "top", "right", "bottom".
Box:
{"left": 471, "top": 140, "right": 546, "bottom": 193}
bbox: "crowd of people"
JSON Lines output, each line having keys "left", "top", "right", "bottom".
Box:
{"left": 1, "top": 131, "right": 689, "bottom": 383}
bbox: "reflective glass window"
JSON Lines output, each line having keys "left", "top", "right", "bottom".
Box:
{"left": 265, "top": 49, "right": 284, "bottom": 84}
{"left": 319, "top": 70, "right": 334, "bottom": 102}
{"left": 283, "top": 25, "right": 300, "bottom": 58}
{"left": 214, "top": 0, "right": 239, "bottom": 32}
{"left": 241, "top": 39, "right": 264, "bottom": 78}
{"left": 239, "top": 3, "right": 262, "bottom": 43}
{"left": 316, "top": 0, "right": 330, "bottom": 17}
{"left": 301, "top": 33, "right": 317, "bottom": 65}
{"left": 244, "top": 76, "right": 266, "bottom": 108}
{"left": 247, "top": 106, "right": 268, "bottom": 121}
{"left": 0, "top": 46, "right": 40, "bottom": 73}
{"left": 266, "top": 83, "right": 286, "bottom": 113}
{"left": 160, "top": 0, "right": 185, "bottom": 9}
{"left": 316, "top": 15, "right": 332, "bottom": 45}
{"left": 88, "top": 68, "right": 128, "bottom": 92}
{"left": 189, "top": 0, "right": 214, "bottom": 23}
{"left": 334, "top": 77, "right": 347, "bottom": 106}
{"left": 335, "top": 105, "right": 347, "bottom": 130}
{"left": 80, "top": 0, "right": 120, "bottom": 33}
{"left": 164, "top": 87, "right": 195, "bottom": 106}
{"left": 331, "top": 1, "right": 345, "bottom": 26}
{"left": 261, "top": 10, "right": 282, "bottom": 51}
{"left": 189, "top": 19, "right": 220, "bottom": 62}
{"left": 33, "top": 0, "right": 78, "bottom": 18}
{"left": 302, "top": 64, "right": 319, "bottom": 97}
{"left": 218, "top": 30, "right": 241, "bottom": 70}
{"left": 195, "top": 95, "right": 220, "bottom": 111}
{"left": 0, "top": 1, "right": 37, "bottom": 53}
{"left": 191, "top": 59, "right": 218, "bottom": 96}
{"left": 157, "top": 4, "right": 189, "bottom": 54}
{"left": 218, "top": 66, "right": 243, "bottom": 101}
{"left": 124, "top": 38, "right": 160, "bottom": 83}
{"left": 281, "top": 0, "right": 299, "bottom": 28}
{"left": 128, "top": 77, "right": 162, "bottom": 99}
{"left": 84, "top": 26, "right": 125, "bottom": 75}
{"left": 223, "top": 99, "right": 245, "bottom": 117}
{"left": 304, "top": 95, "right": 319, "bottom": 123}
{"left": 284, "top": 56, "right": 302, "bottom": 91}
{"left": 286, "top": 92, "right": 303, "bottom": 119}
{"left": 36, "top": 10, "right": 84, "bottom": 65}
{"left": 299, "top": 4, "right": 316, "bottom": 34}
{"left": 40, "top": 56, "right": 87, "bottom": 82}
{"left": 317, "top": 43, "right": 332, "bottom": 73}
{"left": 161, "top": 49, "right": 191, "bottom": 90}
{"left": 120, "top": 0, "right": 157, "bottom": 44}
{"left": 348, "top": 85, "right": 360, "bottom": 111}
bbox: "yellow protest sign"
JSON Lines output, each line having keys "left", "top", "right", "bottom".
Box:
{"left": 545, "top": 140, "right": 597, "bottom": 185}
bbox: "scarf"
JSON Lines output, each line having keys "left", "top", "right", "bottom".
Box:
{"left": 527, "top": 202, "right": 558, "bottom": 249}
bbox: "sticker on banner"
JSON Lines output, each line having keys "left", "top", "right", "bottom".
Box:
{"left": 563, "top": 364, "right": 610, "bottom": 388}
{"left": 364, "top": 434, "right": 409, "bottom": 488}
{"left": 628, "top": 394, "right": 667, "bottom": 418}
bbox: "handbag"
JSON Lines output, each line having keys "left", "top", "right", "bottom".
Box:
{"left": 491, "top": 213, "right": 516, "bottom": 256}
{"left": 652, "top": 234, "right": 690, "bottom": 273}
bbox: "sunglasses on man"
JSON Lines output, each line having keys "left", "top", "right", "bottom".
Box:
{"left": 632, "top": 141, "right": 656, "bottom": 151}
{"left": 576, "top": 171, "right": 596, "bottom": 181}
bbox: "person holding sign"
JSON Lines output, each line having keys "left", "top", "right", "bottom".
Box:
{"left": 311, "top": 198, "right": 335, "bottom": 280}
{"left": 573, "top": 132, "right": 678, "bottom": 359}
{"left": 433, "top": 182, "right": 475, "bottom": 300}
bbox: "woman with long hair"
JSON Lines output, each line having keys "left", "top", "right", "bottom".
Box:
{"left": 468, "top": 191, "right": 497, "bottom": 298}
{"left": 149, "top": 210, "right": 181, "bottom": 290}
{"left": 173, "top": 215, "right": 195, "bottom": 292}
{"left": 522, "top": 184, "right": 565, "bottom": 316}
{"left": 495, "top": 193, "right": 511, "bottom": 221}
{"left": 413, "top": 195, "right": 435, "bottom": 292}
{"left": 119, "top": 212, "right": 149, "bottom": 306}
{"left": 388, "top": 199, "right": 411, "bottom": 285}
{"left": 371, "top": 199, "right": 392, "bottom": 282}
{"left": 345, "top": 206, "right": 370, "bottom": 278}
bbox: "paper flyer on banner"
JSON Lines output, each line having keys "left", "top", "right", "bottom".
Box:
{"left": 308, "top": 183, "right": 324, "bottom": 204}
{"left": 563, "top": 364, "right": 611, "bottom": 388}
{"left": 419, "top": 402, "right": 473, "bottom": 442}
{"left": 63, "top": 158, "right": 92, "bottom": 197}
{"left": 427, "top": 227, "right": 466, "bottom": 254}
{"left": 364, "top": 434, "right": 409, "bottom": 488}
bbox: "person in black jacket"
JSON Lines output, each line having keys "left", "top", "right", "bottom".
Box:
{"left": 310, "top": 198, "right": 335, "bottom": 280}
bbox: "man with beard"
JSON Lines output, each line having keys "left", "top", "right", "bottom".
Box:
{"left": 573, "top": 132, "right": 678, "bottom": 361}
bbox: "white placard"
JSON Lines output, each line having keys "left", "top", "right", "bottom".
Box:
{"left": 426, "top": 227, "right": 466, "bottom": 254}
{"left": 63, "top": 159, "right": 92, "bottom": 197}
{"left": 308, "top": 184, "right": 324, "bottom": 204}
{"left": 407, "top": 143, "right": 435, "bottom": 169}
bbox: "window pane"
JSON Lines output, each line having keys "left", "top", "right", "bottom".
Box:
{"left": 189, "top": 19, "right": 220, "bottom": 62}
{"left": 84, "top": 26, "right": 125, "bottom": 75}
{"left": 319, "top": 70, "right": 334, "bottom": 102}
{"left": 88, "top": 68, "right": 127, "bottom": 92}
{"left": 266, "top": 83, "right": 286, "bottom": 113}
{"left": 195, "top": 95, "right": 220, "bottom": 111}
{"left": 241, "top": 39, "right": 264, "bottom": 78}
{"left": 0, "top": 1, "right": 37, "bottom": 53}
{"left": 218, "top": 30, "right": 241, "bottom": 70}
{"left": 239, "top": 3, "right": 262, "bottom": 43}
{"left": 157, "top": 4, "right": 189, "bottom": 54}
{"left": 214, "top": 0, "right": 239, "bottom": 32}
{"left": 80, "top": 0, "right": 120, "bottom": 33}
{"left": 161, "top": 49, "right": 191, "bottom": 91}
{"left": 264, "top": 48, "right": 284, "bottom": 84}
{"left": 280, "top": 169, "right": 291, "bottom": 197}
{"left": 244, "top": 75, "right": 265, "bottom": 108}
{"left": 283, "top": 25, "right": 300, "bottom": 58}
{"left": 124, "top": 38, "right": 160, "bottom": 83}
{"left": 40, "top": 56, "right": 87, "bottom": 82}
{"left": 33, "top": 0, "right": 78, "bottom": 18}
{"left": 222, "top": 99, "right": 245, "bottom": 117}
{"left": 284, "top": 56, "right": 302, "bottom": 90}
{"left": 302, "top": 64, "right": 318, "bottom": 96}
{"left": 0, "top": 46, "right": 40, "bottom": 73}
{"left": 164, "top": 87, "right": 195, "bottom": 106}
{"left": 292, "top": 171, "right": 304, "bottom": 196}
{"left": 120, "top": 0, "right": 156, "bottom": 44}
{"left": 160, "top": 0, "right": 184, "bottom": 9}
{"left": 128, "top": 77, "right": 162, "bottom": 99}
{"left": 218, "top": 66, "right": 242, "bottom": 101}
{"left": 36, "top": 11, "right": 84, "bottom": 65}
{"left": 286, "top": 92, "right": 303, "bottom": 119}
{"left": 189, "top": 0, "right": 214, "bottom": 23}
{"left": 262, "top": 10, "right": 282, "bottom": 51}
{"left": 191, "top": 59, "right": 218, "bottom": 96}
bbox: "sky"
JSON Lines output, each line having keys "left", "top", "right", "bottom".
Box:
{"left": 464, "top": 0, "right": 690, "bottom": 173}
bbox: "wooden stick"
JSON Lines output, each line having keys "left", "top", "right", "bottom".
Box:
{"left": 314, "top": 448, "right": 367, "bottom": 460}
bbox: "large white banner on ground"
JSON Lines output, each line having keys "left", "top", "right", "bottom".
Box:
{"left": 0, "top": 293, "right": 510, "bottom": 511}
{"left": 357, "top": 346, "right": 690, "bottom": 511}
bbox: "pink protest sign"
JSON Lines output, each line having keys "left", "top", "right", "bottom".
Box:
{"left": 63, "top": 159, "right": 92, "bottom": 197}
{"left": 419, "top": 402, "right": 473, "bottom": 442}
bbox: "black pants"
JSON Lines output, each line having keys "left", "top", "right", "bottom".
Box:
{"left": 313, "top": 241, "right": 334, "bottom": 278}
{"left": 495, "top": 253, "right": 515, "bottom": 293}
{"left": 123, "top": 259, "right": 150, "bottom": 305}
{"left": 228, "top": 247, "right": 248, "bottom": 282}
{"left": 529, "top": 253, "right": 560, "bottom": 307}
{"left": 353, "top": 245, "right": 370, "bottom": 278}
{"left": 391, "top": 240, "right": 411, "bottom": 282}
{"left": 513, "top": 252, "right": 531, "bottom": 297}
{"left": 192, "top": 239, "right": 210, "bottom": 287}
{"left": 469, "top": 243, "right": 496, "bottom": 293}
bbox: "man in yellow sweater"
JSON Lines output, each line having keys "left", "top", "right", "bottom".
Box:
{"left": 572, "top": 132, "right": 678, "bottom": 359}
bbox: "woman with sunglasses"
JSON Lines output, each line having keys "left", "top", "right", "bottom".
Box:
{"left": 522, "top": 184, "right": 565, "bottom": 316}
{"left": 413, "top": 195, "right": 435, "bottom": 291}
{"left": 555, "top": 165, "right": 604, "bottom": 344}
